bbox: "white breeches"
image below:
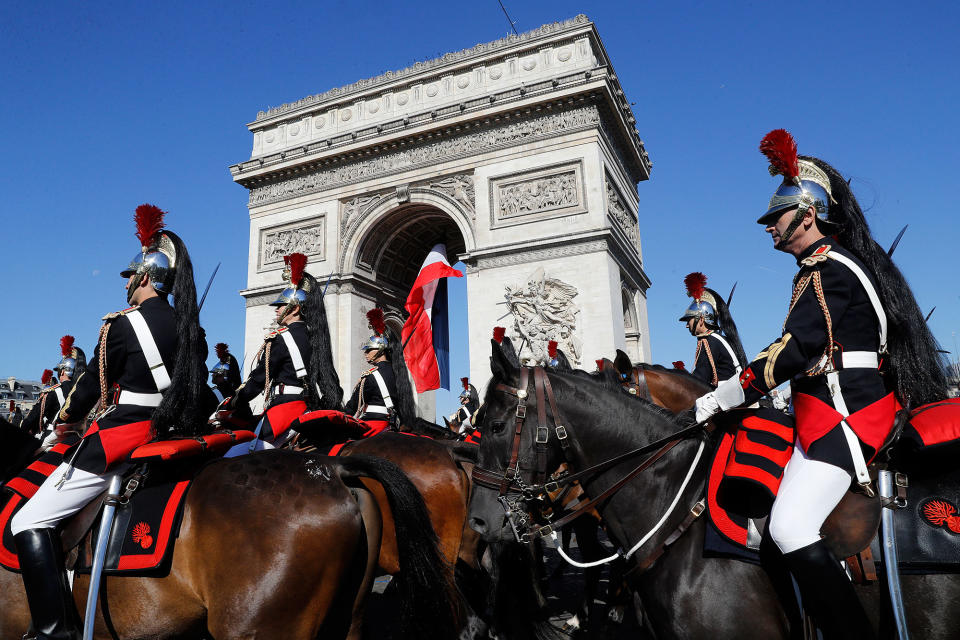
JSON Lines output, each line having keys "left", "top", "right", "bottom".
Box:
{"left": 768, "top": 445, "right": 851, "bottom": 554}
{"left": 10, "top": 462, "right": 129, "bottom": 535}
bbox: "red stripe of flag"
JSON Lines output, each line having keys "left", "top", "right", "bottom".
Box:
{"left": 401, "top": 244, "right": 462, "bottom": 393}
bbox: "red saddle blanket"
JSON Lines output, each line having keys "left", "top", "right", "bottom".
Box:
{"left": 1, "top": 430, "right": 254, "bottom": 574}
{"left": 903, "top": 398, "right": 960, "bottom": 449}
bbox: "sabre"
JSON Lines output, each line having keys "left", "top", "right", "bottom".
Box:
{"left": 887, "top": 224, "right": 908, "bottom": 257}
{"left": 726, "top": 281, "right": 738, "bottom": 307}
{"left": 400, "top": 307, "right": 426, "bottom": 352}
{"left": 925, "top": 306, "right": 936, "bottom": 322}
{"left": 198, "top": 262, "right": 221, "bottom": 311}
{"left": 321, "top": 274, "right": 333, "bottom": 297}
{"left": 83, "top": 474, "right": 124, "bottom": 640}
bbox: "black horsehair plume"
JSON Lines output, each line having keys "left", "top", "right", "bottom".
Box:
{"left": 801, "top": 155, "right": 948, "bottom": 406}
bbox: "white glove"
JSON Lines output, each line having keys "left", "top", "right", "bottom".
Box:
{"left": 694, "top": 393, "right": 721, "bottom": 423}
{"left": 693, "top": 376, "right": 746, "bottom": 423}
{"left": 40, "top": 429, "right": 59, "bottom": 450}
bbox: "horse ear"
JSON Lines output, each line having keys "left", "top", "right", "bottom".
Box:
{"left": 490, "top": 339, "right": 517, "bottom": 381}
{"left": 600, "top": 358, "right": 621, "bottom": 384}
{"left": 614, "top": 349, "right": 632, "bottom": 375}
{"left": 555, "top": 349, "right": 572, "bottom": 372}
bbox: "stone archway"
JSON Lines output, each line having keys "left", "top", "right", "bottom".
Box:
{"left": 233, "top": 16, "right": 654, "bottom": 418}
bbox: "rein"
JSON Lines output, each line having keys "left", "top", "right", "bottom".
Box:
{"left": 472, "top": 366, "right": 708, "bottom": 559}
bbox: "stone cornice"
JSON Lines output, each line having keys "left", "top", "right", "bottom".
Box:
{"left": 231, "top": 77, "right": 609, "bottom": 182}
{"left": 239, "top": 101, "right": 625, "bottom": 208}
{"left": 252, "top": 15, "right": 592, "bottom": 124}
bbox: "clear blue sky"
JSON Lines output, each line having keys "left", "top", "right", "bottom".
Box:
{"left": 1, "top": 2, "right": 958, "bottom": 417}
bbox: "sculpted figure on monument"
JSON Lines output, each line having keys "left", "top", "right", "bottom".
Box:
{"left": 504, "top": 267, "right": 581, "bottom": 364}
{"left": 428, "top": 174, "right": 475, "bottom": 213}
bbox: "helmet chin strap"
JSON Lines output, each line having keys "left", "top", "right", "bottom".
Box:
{"left": 774, "top": 207, "right": 807, "bottom": 251}
{"left": 126, "top": 271, "right": 145, "bottom": 305}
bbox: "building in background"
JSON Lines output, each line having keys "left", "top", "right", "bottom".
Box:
{"left": 231, "top": 15, "right": 652, "bottom": 417}
{"left": 1, "top": 376, "right": 42, "bottom": 420}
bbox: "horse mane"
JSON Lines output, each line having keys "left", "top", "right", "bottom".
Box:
{"left": 639, "top": 362, "right": 713, "bottom": 392}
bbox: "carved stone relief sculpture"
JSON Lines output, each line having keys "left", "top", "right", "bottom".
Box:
{"left": 505, "top": 267, "right": 581, "bottom": 365}
{"left": 427, "top": 173, "right": 475, "bottom": 215}
{"left": 490, "top": 161, "right": 586, "bottom": 227}
{"left": 606, "top": 176, "right": 640, "bottom": 250}
{"left": 259, "top": 219, "right": 325, "bottom": 270}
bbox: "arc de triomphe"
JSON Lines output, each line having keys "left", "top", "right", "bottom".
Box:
{"left": 230, "top": 15, "right": 652, "bottom": 415}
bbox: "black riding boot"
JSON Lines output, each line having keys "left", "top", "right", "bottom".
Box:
{"left": 13, "top": 529, "right": 81, "bottom": 640}
{"left": 759, "top": 531, "right": 803, "bottom": 640}
{"left": 783, "top": 540, "right": 874, "bottom": 640}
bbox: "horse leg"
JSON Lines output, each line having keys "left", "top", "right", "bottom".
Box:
{"left": 572, "top": 516, "right": 605, "bottom": 632}
{"left": 0, "top": 563, "right": 32, "bottom": 638}
{"left": 344, "top": 487, "right": 382, "bottom": 640}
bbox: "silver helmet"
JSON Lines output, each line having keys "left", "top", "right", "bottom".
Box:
{"left": 757, "top": 129, "right": 837, "bottom": 230}
{"left": 680, "top": 273, "right": 719, "bottom": 328}
{"left": 270, "top": 253, "right": 310, "bottom": 320}
{"left": 121, "top": 204, "right": 177, "bottom": 304}
{"left": 362, "top": 308, "right": 389, "bottom": 353}
{"left": 211, "top": 343, "right": 233, "bottom": 378}
{"left": 54, "top": 335, "right": 85, "bottom": 379}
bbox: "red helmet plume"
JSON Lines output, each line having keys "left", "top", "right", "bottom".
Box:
{"left": 672, "top": 360, "right": 686, "bottom": 371}
{"left": 366, "top": 308, "right": 387, "bottom": 336}
{"left": 8, "top": 401, "right": 14, "bottom": 412}
{"left": 547, "top": 340, "right": 558, "bottom": 359}
{"left": 134, "top": 204, "right": 166, "bottom": 250}
{"left": 41, "top": 369, "right": 54, "bottom": 385}
{"left": 461, "top": 377, "right": 470, "bottom": 391}
{"left": 285, "top": 253, "right": 308, "bottom": 287}
{"left": 759, "top": 129, "right": 800, "bottom": 184}
{"left": 214, "top": 343, "right": 229, "bottom": 361}
{"left": 595, "top": 359, "right": 604, "bottom": 371}
{"left": 684, "top": 272, "right": 707, "bottom": 302}
{"left": 493, "top": 326, "right": 506, "bottom": 344}
{"left": 60, "top": 335, "right": 76, "bottom": 357}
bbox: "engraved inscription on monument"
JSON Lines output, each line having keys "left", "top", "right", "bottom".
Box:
{"left": 490, "top": 162, "right": 586, "bottom": 227}
{"left": 258, "top": 218, "right": 325, "bottom": 270}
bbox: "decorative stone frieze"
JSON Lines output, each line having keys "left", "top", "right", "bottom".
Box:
{"left": 257, "top": 219, "right": 325, "bottom": 271}
{"left": 248, "top": 105, "right": 600, "bottom": 208}
{"left": 605, "top": 175, "right": 640, "bottom": 250}
{"left": 490, "top": 162, "right": 585, "bottom": 227}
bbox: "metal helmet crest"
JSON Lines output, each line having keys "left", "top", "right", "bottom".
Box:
{"left": 679, "top": 272, "right": 718, "bottom": 327}
{"left": 54, "top": 335, "right": 86, "bottom": 379}
{"left": 270, "top": 253, "right": 310, "bottom": 320}
{"left": 757, "top": 130, "right": 837, "bottom": 231}
{"left": 361, "top": 308, "right": 389, "bottom": 352}
{"left": 121, "top": 204, "right": 177, "bottom": 303}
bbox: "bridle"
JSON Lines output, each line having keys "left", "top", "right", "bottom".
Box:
{"left": 472, "top": 366, "right": 707, "bottom": 549}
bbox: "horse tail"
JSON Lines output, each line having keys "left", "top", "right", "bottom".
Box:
{"left": 336, "top": 454, "right": 460, "bottom": 640}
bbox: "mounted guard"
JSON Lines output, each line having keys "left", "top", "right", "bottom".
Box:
{"left": 344, "top": 308, "right": 416, "bottom": 435}
{"left": 446, "top": 376, "right": 480, "bottom": 440}
{"left": 689, "top": 130, "right": 948, "bottom": 638}
{"left": 680, "top": 273, "right": 747, "bottom": 388}
{"left": 209, "top": 342, "right": 241, "bottom": 403}
{"left": 10, "top": 203, "right": 207, "bottom": 640}
{"left": 22, "top": 337, "right": 87, "bottom": 445}
{"left": 226, "top": 252, "right": 341, "bottom": 452}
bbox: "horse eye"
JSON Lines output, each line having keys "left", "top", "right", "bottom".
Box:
{"left": 491, "top": 420, "right": 506, "bottom": 434}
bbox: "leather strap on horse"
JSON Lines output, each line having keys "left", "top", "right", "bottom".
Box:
{"left": 523, "top": 437, "right": 689, "bottom": 541}
{"left": 628, "top": 367, "right": 652, "bottom": 401}
{"left": 629, "top": 498, "right": 706, "bottom": 574}
{"left": 499, "top": 367, "right": 530, "bottom": 496}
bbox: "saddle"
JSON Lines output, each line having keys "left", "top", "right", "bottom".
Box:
{"left": 1, "top": 430, "right": 254, "bottom": 575}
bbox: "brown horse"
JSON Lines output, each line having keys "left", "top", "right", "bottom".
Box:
{"left": 1, "top": 450, "right": 458, "bottom": 640}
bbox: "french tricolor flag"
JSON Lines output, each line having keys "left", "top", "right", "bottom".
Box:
{"left": 401, "top": 244, "right": 463, "bottom": 393}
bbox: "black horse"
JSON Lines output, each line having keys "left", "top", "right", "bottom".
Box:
{"left": 468, "top": 342, "right": 960, "bottom": 639}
